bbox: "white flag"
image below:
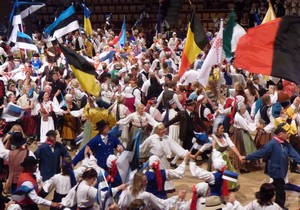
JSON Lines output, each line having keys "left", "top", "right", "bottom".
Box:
{"left": 198, "top": 19, "right": 223, "bottom": 87}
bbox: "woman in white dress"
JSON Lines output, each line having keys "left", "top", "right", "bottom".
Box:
{"left": 31, "top": 91, "right": 64, "bottom": 143}
{"left": 162, "top": 99, "right": 179, "bottom": 144}
{"left": 140, "top": 123, "right": 188, "bottom": 192}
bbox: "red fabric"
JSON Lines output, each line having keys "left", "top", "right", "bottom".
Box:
{"left": 235, "top": 18, "right": 281, "bottom": 76}
{"left": 152, "top": 161, "right": 163, "bottom": 192}
{"left": 107, "top": 159, "right": 118, "bottom": 183}
{"left": 221, "top": 167, "right": 229, "bottom": 196}
{"left": 190, "top": 185, "right": 198, "bottom": 210}
{"left": 230, "top": 98, "right": 237, "bottom": 124}
{"left": 45, "top": 138, "right": 55, "bottom": 147}
{"left": 16, "top": 172, "right": 38, "bottom": 206}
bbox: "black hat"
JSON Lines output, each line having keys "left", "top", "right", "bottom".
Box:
{"left": 32, "top": 53, "right": 40, "bottom": 57}
{"left": 20, "top": 156, "right": 38, "bottom": 167}
{"left": 10, "top": 132, "right": 26, "bottom": 147}
{"left": 96, "top": 120, "right": 108, "bottom": 130}
{"left": 185, "top": 99, "right": 195, "bottom": 106}
{"left": 46, "top": 130, "right": 57, "bottom": 137}
{"left": 258, "top": 88, "right": 268, "bottom": 97}
{"left": 274, "top": 126, "right": 287, "bottom": 135}
{"left": 280, "top": 100, "right": 290, "bottom": 108}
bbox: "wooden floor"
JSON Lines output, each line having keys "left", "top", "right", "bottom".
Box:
{"left": 11, "top": 142, "right": 300, "bottom": 210}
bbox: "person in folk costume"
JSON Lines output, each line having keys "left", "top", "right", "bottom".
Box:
{"left": 60, "top": 94, "right": 81, "bottom": 151}
{"left": 31, "top": 91, "right": 64, "bottom": 143}
{"left": 222, "top": 89, "right": 237, "bottom": 134}
{"left": 12, "top": 156, "right": 62, "bottom": 210}
{"left": 104, "top": 154, "right": 123, "bottom": 198}
{"left": 144, "top": 97, "right": 163, "bottom": 122}
{"left": 229, "top": 102, "right": 257, "bottom": 173}
{"left": 254, "top": 94, "right": 275, "bottom": 149}
{"left": 274, "top": 98, "right": 300, "bottom": 174}
{"left": 111, "top": 94, "right": 131, "bottom": 148}
{"left": 17, "top": 85, "right": 37, "bottom": 140}
{"left": 162, "top": 99, "right": 180, "bottom": 144}
{"left": 34, "top": 130, "right": 70, "bottom": 182}
{"left": 118, "top": 171, "right": 186, "bottom": 210}
{"left": 164, "top": 99, "right": 208, "bottom": 157}
{"left": 197, "top": 95, "right": 215, "bottom": 134}
{"left": 79, "top": 96, "right": 116, "bottom": 150}
{"left": 42, "top": 157, "right": 76, "bottom": 210}
{"left": 145, "top": 154, "right": 188, "bottom": 199}
{"left": 122, "top": 86, "right": 140, "bottom": 113}
{"left": 176, "top": 182, "right": 210, "bottom": 210}
{"left": 73, "top": 120, "right": 124, "bottom": 170}
{"left": 189, "top": 149, "right": 230, "bottom": 199}
{"left": 0, "top": 132, "right": 34, "bottom": 194}
{"left": 250, "top": 88, "right": 269, "bottom": 120}
{"left": 140, "top": 123, "right": 188, "bottom": 192}
{"left": 117, "top": 103, "right": 158, "bottom": 142}
{"left": 194, "top": 123, "right": 242, "bottom": 192}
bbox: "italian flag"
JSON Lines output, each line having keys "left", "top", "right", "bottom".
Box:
{"left": 223, "top": 11, "right": 246, "bottom": 58}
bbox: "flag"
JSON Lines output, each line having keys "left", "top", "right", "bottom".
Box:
{"left": 105, "top": 13, "right": 112, "bottom": 25}
{"left": 59, "top": 43, "right": 100, "bottom": 96}
{"left": 116, "top": 129, "right": 141, "bottom": 183}
{"left": 235, "top": 16, "right": 300, "bottom": 85}
{"left": 262, "top": 0, "right": 276, "bottom": 24}
{"left": 223, "top": 11, "right": 246, "bottom": 58}
{"left": 44, "top": 5, "right": 79, "bottom": 38}
{"left": 80, "top": 3, "right": 92, "bottom": 37}
{"left": 179, "top": 9, "right": 209, "bottom": 77}
{"left": 111, "top": 16, "right": 126, "bottom": 46}
{"left": 16, "top": 31, "right": 38, "bottom": 51}
{"left": 9, "top": 0, "right": 22, "bottom": 43}
{"left": 197, "top": 19, "right": 223, "bottom": 87}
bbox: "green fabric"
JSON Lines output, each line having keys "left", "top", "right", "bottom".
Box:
{"left": 79, "top": 120, "right": 93, "bottom": 150}
{"left": 223, "top": 11, "right": 237, "bottom": 58}
{"left": 242, "top": 132, "right": 257, "bottom": 155}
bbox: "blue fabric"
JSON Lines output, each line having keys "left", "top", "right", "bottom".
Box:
{"left": 254, "top": 98, "right": 263, "bottom": 116}
{"left": 34, "top": 142, "right": 70, "bottom": 182}
{"left": 108, "top": 126, "right": 122, "bottom": 138}
{"left": 145, "top": 170, "right": 167, "bottom": 199}
{"left": 72, "top": 134, "right": 122, "bottom": 170}
{"left": 209, "top": 171, "right": 223, "bottom": 196}
{"left": 246, "top": 139, "right": 300, "bottom": 179}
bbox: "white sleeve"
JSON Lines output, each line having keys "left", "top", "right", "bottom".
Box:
{"left": 224, "top": 133, "right": 235, "bottom": 148}
{"left": 0, "top": 141, "right": 9, "bottom": 160}
{"left": 155, "top": 91, "right": 164, "bottom": 108}
{"left": 51, "top": 102, "right": 64, "bottom": 115}
{"left": 166, "top": 161, "right": 186, "bottom": 180}
{"left": 23, "top": 181, "right": 52, "bottom": 206}
{"left": 189, "top": 161, "right": 215, "bottom": 184}
{"left": 70, "top": 108, "right": 83, "bottom": 118}
{"left": 145, "top": 113, "right": 159, "bottom": 127}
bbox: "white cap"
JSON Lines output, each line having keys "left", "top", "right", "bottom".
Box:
{"left": 149, "top": 155, "right": 160, "bottom": 168}
{"left": 106, "top": 154, "right": 117, "bottom": 168}
{"left": 197, "top": 95, "right": 205, "bottom": 102}
{"left": 195, "top": 182, "right": 209, "bottom": 196}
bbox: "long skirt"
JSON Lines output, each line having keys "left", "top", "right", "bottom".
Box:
{"left": 229, "top": 127, "right": 257, "bottom": 171}
{"left": 254, "top": 130, "right": 272, "bottom": 149}
{"left": 21, "top": 110, "right": 37, "bottom": 137}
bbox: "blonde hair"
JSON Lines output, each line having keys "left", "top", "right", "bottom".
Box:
{"left": 131, "top": 172, "right": 145, "bottom": 197}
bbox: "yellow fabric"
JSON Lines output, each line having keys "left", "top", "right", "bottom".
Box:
{"left": 84, "top": 17, "right": 92, "bottom": 37}
{"left": 274, "top": 117, "right": 298, "bottom": 137}
{"left": 262, "top": 1, "right": 276, "bottom": 24}
{"left": 70, "top": 64, "right": 100, "bottom": 97}
{"left": 83, "top": 104, "right": 117, "bottom": 138}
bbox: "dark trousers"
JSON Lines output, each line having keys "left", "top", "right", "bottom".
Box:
{"left": 273, "top": 178, "right": 286, "bottom": 208}
{"left": 289, "top": 134, "right": 300, "bottom": 170}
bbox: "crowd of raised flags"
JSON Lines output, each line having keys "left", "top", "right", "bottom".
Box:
{"left": 2, "top": 0, "right": 300, "bottom": 209}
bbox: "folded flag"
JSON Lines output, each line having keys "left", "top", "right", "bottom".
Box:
{"left": 222, "top": 170, "right": 238, "bottom": 183}
{"left": 235, "top": 16, "right": 300, "bottom": 84}
{"left": 108, "top": 126, "right": 122, "bottom": 138}
{"left": 16, "top": 31, "right": 38, "bottom": 51}
{"left": 59, "top": 43, "right": 100, "bottom": 96}
{"left": 44, "top": 5, "right": 79, "bottom": 38}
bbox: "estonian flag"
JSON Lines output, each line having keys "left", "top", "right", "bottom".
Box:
{"left": 235, "top": 16, "right": 300, "bottom": 85}
{"left": 16, "top": 31, "right": 38, "bottom": 51}
{"left": 44, "top": 5, "right": 79, "bottom": 38}
{"left": 178, "top": 9, "right": 209, "bottom": 77}
{"left": 59, "top": 43, "right": 101, "bottom": 96}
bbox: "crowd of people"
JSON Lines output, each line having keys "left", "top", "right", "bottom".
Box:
{"left": 0, "top": 6, "right": 299, "bottom": 209}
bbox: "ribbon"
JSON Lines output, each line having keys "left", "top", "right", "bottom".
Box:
{"left": 230, "top": 97, "right": 237, "bottom": 124}
{"left": 221, "top": 167, "right": 229, "bottom": 196}
{"left": 190, "top": 185, "right": 198, "bottom": 210}
{"left": 152, "top": 160, "right": 163, "bottom": 192}
{"left": 107, "top": 159, "right": 118, "bottom": 183}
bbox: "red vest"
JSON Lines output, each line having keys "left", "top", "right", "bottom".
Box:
{"left": 16, "top": 172, "right": 38, "bottom": 206}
